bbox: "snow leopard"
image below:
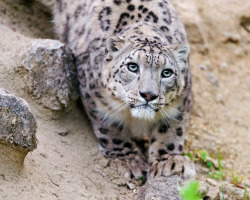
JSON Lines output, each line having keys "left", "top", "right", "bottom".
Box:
{"left": 45, "top": 0, "right": 195, "bottom": 180}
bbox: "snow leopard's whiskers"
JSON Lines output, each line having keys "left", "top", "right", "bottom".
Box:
{"left": 159, "top": 109, "right": 173, "bottom": 128}
{"left": 99, "top": 101, "right": 124, "bottom": 121}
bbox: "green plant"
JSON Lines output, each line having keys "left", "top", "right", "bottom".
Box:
{"left": 184, "top": 149, "right": 226, "bottom": 199}
{"left": 200, "top": 150, "right": 208, "bottom": 162}
{"left": 179, "top": 181, "right": 203, "bottom": 200}
{"left": 139, "top": 174, "right": 147, "bottom": 185}
{"left": 183, "top": 152, "right": 193, "bottom": 161}
{"left": 180, "top": 181, "right": 203, "bottom": 200}
{"left": 183, "top": 150, "right": 213, "bottom": 169}
{"left": 199, "top": 150, "right": 213, "bottom": 169}
{"left": 209, "top": 149, "right": 225, "bottom": 200}
{"left": 217, "top": 149, "right": 223, "bottom": 172}
{"left": 232, "top": 173, "right": 243, "bottom": 186}
{"left": 208, "top": 149, "right": 224, "bottom": 180}
{"left": 244, "top": 184, "right": 250, "bottom": 200}
{"left": 184, "top": 149, "right": 247, "bottom": 195}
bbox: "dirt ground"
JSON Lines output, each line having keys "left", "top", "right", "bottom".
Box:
{"left": 0, "top": 0, "right": 249, "bottom": 199}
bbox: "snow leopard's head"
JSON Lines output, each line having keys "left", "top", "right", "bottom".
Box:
{"left": 102, "top": 36, "right": 190, "bottom": 121}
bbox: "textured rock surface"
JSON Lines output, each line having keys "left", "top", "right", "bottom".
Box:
{"left": 137, "top": 176, "right": 182, "bottom": 200}
{"left": 137, "top": 177, "right": 250, "bottom": 200}
{"left": 0, "top": 88, "right": 37, "bottom": 151}
{"left": 22, "top": 39, "right": 79, "bottom": 110}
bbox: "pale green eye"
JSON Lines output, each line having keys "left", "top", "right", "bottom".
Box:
{"left": 127, "top": 63, "right": 139, "bottom": 73}
{"left": 161, "top": 69, "right": 173, "bottom": 78}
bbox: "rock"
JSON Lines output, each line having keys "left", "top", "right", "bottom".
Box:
{"left": 0, "top": 22, "right": 79, "bottom": 111}
{"left": 198, "top": 181, "right": 209, "bottom": 196}
{"left": 206, "top": 178, "right": 218, "bottom": 187}
{"left": 137, "top": 176, "right": 182, "bottom": 200}
{"left": 0, "top": 89, "right": 37, "bottom": 174}
{"left": 0, "top": 88, "right": 37, "bottom": 151}
{"left": 22, "top": 39, "right": 79, "bottom": 111}
{"left": 127, "top": 181, "right": 136, "bottom": 190}
{"left": 196, "top": 165, "right": 209, "bottom": 174}
{"left": 223, "top": 184, "right": 246, "bottom": 200}
{"left": 205, "top": 72, "right": 219, "bottom": 87}
{"left": 206, "top": 187, "right": 220, "bottom": 200}
{"left": 222, "top": 32, "right": 241, "bottom": 43}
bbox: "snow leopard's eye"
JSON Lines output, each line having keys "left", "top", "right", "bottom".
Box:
{"left": 161, "top": 69, "right": 173, "bottom": 78}
{"left": 127, "top": 63, "right": 139, "bottom": 73}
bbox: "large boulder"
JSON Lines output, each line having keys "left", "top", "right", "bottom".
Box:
{"left": 0, "top": 89, "right": 37, "bottom": 151}
{"left": 137, "top": 176, "right": 182, "bottom": 200}
{"left": 22, "top": 39, "right": 79, "bottom": 111}
{"left": 0, "top": 23, "right": 79, "bottom": 112}
{"left": 0, "top": 89, "right": 37, "bottom": 173}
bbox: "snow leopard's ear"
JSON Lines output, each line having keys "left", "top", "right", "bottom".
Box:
{"left": 171, "top": 43, "right": 190, "bottom": 69}
{"left": 106, "top": 35, "right": 125, "bottom": 60}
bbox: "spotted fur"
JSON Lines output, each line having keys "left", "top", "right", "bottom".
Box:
{"left": 50, "top": 0, "right": 195, "bottom": 180}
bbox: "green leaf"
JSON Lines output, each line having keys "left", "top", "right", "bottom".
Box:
{"left": 179, "top": 181, "right": 203, "bottom": 200}
{"left": 183, "top": 152, "right": 193, "bottom": 160}
{"left": 217, "top": 149, "right": 224, "bottom": 171}
{"left": 207, "top": 161, "right": 212, "bottom": 169}
{"left": 216, "top": 170, "right": 224, "bottom": 180}
{"left": 200, "top": 150, "right": 208, "bottom": 162}
{"left": 139, "top": 174, "right": 147, "bottom": 185}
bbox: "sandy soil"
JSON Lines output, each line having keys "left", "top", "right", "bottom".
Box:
{"left": 0, "top": 0, "right": 249, "bottom": 199}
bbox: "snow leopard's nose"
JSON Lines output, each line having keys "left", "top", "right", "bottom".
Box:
{"left": 139, "top": 91, "right": 158, "bottom": 102}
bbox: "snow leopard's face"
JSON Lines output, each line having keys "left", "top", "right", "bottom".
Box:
{"left": 103, "top": 36, "right": 190, "bottom": 121}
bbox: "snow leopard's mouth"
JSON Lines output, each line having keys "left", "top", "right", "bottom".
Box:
{"left": 129, "top": 103, "right": 158, "bottom": 120}
{"left": 129, "top": 104, "right": 159, "bottom": 112}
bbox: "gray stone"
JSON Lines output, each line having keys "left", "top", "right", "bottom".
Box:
{"left": 137, "top": 176, "right": 182, "bottom": 200}
{"left": 207, "top": 188, "right": 220, "bottom": 200}
{"left": 205, "top": 72, "right": 219, "bottom": 87}
{"left": 22, "top": 39, "right": 79, "bottom": 111}
{"left": 0, "top": 88, "right": 37, "bottom": 151}
{"left": 223, "top": 184, "right": 247, "bottom": 200}
{"left": 127, "top": 181, "right": 136, "bottom": 190}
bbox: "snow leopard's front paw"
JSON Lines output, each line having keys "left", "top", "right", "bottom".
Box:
{"left": 147, "top": 155, "right": 196, "bottom": 180}
{"left": 108, "top": 152, "right": 148, "bottom": 180}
